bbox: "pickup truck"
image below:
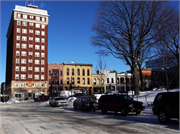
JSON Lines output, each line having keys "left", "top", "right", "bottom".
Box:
{"left": 34, "top": 95, "right": 50, "bottom": 102}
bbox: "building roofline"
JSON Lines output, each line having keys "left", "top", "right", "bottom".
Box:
{"left": 62, "top": 62, "right": 93, "bottom": 66}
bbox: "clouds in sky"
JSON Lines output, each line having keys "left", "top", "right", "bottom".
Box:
{"left": 40, "top": 2, "right": 45, "bottom": 8}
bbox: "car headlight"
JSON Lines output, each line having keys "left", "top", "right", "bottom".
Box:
{"left": 128, "top": 104, "right": 134, "bottom": 108}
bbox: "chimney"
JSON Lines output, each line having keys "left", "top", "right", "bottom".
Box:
{"left": 27, "top": 4, "right": 38, "bottom": 9}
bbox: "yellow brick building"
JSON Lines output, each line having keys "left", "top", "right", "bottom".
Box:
{"left": 62, "top": 63, "right": 93, "bottom": 91}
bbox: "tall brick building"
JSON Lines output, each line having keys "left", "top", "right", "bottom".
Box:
{"left": 5, "top": 5, "right": 49, "bottom": 100}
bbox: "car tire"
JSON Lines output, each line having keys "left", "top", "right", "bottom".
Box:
{"left": 158, "top": 110, "right": 170, "bottom": 123}
{"left": 49, "top": 103, "right": 52, "bottom": 107}
{"left": 101, "top": 107, "right": 107, "bottom": 114}
{"left": 74, "top": 105, "right": 77, "bottom": 110}
{"left": 81, "top": 105, "right": 85, "bottom": 111}
{"left": 121, "top": 108, "right": 127, "bottom": 116}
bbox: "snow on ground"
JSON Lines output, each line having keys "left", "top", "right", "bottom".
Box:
{"left": 0, "top": 99, "right": 34, "bottom": 104}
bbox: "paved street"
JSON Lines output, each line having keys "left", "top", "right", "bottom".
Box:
{"left": 0, "top": 102, "right": 179, "bottom": 134}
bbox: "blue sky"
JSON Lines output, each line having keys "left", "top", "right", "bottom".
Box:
{"left": 0, "top": 1, "right": 179, "bottom": 84}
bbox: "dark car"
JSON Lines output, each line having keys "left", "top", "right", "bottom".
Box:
{"left": 98, "top": 94, "right": 145, "bottom": 116}
{"left": 73, "top": 95, "right": 98, "bottom": 111}
{"left": 34, "top": 95, "right": 50, "bottom": 102}
{"left": 69, "top": 93, "right": 85, "bottom": 98}
{"left": 152, "top": 92, "right": 179, "bottom": 123}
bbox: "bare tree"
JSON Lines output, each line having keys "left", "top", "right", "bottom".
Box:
{"left": 91, "top": 1, "right": 174, "bottom": 95}
{"left": 96, "top": 56, "right": 106, "bottom": 94}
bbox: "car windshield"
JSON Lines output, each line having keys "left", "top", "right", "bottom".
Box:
{"left": 55, "top": 98, "right": 65, "bottom": 101}
{"left": 118, "top": 95, "right": 132, "bottom": 101}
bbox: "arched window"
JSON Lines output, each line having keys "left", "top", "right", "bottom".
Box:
{"left": 72, "top": 77, "right": 74, "bottom": 85}
{"left": 87, "top": 69, "right": 90, "bottom": 76}
{"left": 77, "top": 69, "right": 80, "bottom": 76}
{"left": 67, "top": 77, "right": 69, "bottom": 84}
{"left": 97, "top": 78, "right": 100, "bottom": 85}
{"left": 83, "top": 69, "right": 85, "bottom": 76}
{"left": 77, "top": 77, "right": 80, "bottom": 84}
{"left": 101, "top": 79, "right": 104, "bottom": 84}
{"left": 93, "top": 78, "right": 96, "bottom": 85}
{"left": 87, "top": 78, "right": 90, "bottom": 85}
{"left": 72, "top": 68, "right": 74, "bottom": 75}
{"left": 83, "top": 78, "right": 85, "bottom": 85}
{"left": 67, "top": 68, "right": 69, "bottom": 75}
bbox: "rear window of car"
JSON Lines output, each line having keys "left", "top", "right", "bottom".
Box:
{"left": 82, "top": 97, "right": 89, "bottom": 102}
{"left": 55, "top": 98, "right": 65, "bottom": 100}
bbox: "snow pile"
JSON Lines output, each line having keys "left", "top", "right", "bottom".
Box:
{"left": 0, "top": 99, "right": 34, "bottom": 104}
{"left": 68, "top": 97, "right": 77, "bottom": 107}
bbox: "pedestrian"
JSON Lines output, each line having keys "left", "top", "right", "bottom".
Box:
{"left": 89, "top": 95, "right": 95, "bottom": 112}
{"left": 89, "top": 87, "right": 92, "bottom": 95}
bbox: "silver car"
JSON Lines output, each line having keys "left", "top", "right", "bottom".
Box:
{"left": 49, "top": 97, "right": 68, "bottom": 107}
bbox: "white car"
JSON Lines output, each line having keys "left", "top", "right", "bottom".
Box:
{"left": 49, "top": 97, "right": 68, "bottom": 107}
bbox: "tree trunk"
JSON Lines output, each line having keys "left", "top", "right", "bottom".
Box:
{"left": 138, "top": 67, "right": 144, "bottom": 91}
{"left": 132, "top": 66, "right": 139, "bottom": 95}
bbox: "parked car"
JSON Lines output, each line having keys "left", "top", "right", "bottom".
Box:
{"left": 73, "top": 95, "right": 98, "bottom": 111}
{"left": 98, "top": 94, "right": 145, "bottom": 116}
{"left": 152, "top": 92, "right": 179, "bottom": 123}
{"left": 49, "top": 97, "right": 68, "bottom": 107}
{"left": 34, "top": 95, "right": 50, "bottom": 102}
{"left": 69, "top": 93, "right": 85, "bottom": 98}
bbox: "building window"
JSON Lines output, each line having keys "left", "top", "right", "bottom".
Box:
{"left": 30, "top": 15, "right": 33, "bottom": 19}
{"left": 16, "top": 43, "right": 20, "bottom": 48}
{"left": 22, "top": 44, "right": 27, "bottom": 48}
{"left": 22, "top": 22, "right": 27, "bottom": 26}
{"left": 41, "top": 38, "right": 45, "bottom": 43}
{"left": 15, "top": 83, "right": 18, "bottom": 86}
{"left": 60, "top": 71, "right": 62, "bottom": 76}
{"left": 17, "top": 13, "right": 21, "bottom": 18}
{"left": 72, "top": 68, "right": 74, "bottom": 75}
{"left": 22, "top": 36, "right": 27, "bottom": 41}
{"left": 29, "top": 22, "right": 33, "bottom": 26}
{"left": 35, "top": 75, "right": 39, "bottom": 80}
{"left": 35, "top": 38, "right": 40, "bottom": 42}
{"left": 35, "top": 60, "right": 39, "bottom": 64}
{"left": 93, "top": 78, "right": 96, "bottom": 85}
{"left": 67, "top": 77, "right": 69, "bottom": 84}
{"left": 21, "top": 51, "right": 26, "bottom": 56}
{"left": 22, "top": 29, "right": 27, "bottom": 34}
{"left": 35, "top": 23, "right": 40, "bottom": 28}
{"left": 41, "top": 53, "right": 44, "bottom": 57}
{"left": 29, "top": 37, "right": 33, "bottom": 40}
{"left": 49, "top": 70, "right": 51, "bottom": 76}
{"left": 67, "top": 68, "right": 69, "bottom": 75}
{"left": 35, "top": 30, "right": 40, "bottom": 35}
{"left": 17, "top": 36, "right": 20, "bottom": 40}
{"left": 111, "top": 78, "right": 114, "bottom": 83}
{"left": 120, "top": 78, "right": 124, "bottom": 83}
{"left": 41, "top": 46, "right": 45, "bottom": 50}
{"left": 17, "top": 28, "right": 20, "bottom": 33}
{"left": 28, "top": 59, "right": 32, "bottom": 63}
{"left": 21, "top": 83, "right": 26, "bottom": 86}
{"left": 15, "top": 74, "right": 19, "bottom": 79}
{"left": 72, "top": 77, "right": 74, "bottom": 85}
{"left": 15, "top": 92, "right": 24, "bottom": 99}
{"left": 29, "top": 44, "right": 33, "bottom": 48}
{"left": 102, "top": 79, "right": 104, "bottom": 84}
{"left": 16, "top": 58, "right": 19, "bottom": 63}
{"left": 41, "top": 60, "right": 44, "bottom": 65}
{"left": 87, "top": 69, "right": 90, "bottom": 76}
{"left": 21, "top": 74, "right": 26, "bottom": 79}
{"left": 29, "top": 30, "right": 33, "bottom": 33}
{"left": 35, "top": 45, "right": 40, "bottom": 50}
{"left": 15, "top": 66, "right": 19, "bottom": 71}
{"left": 17, "top": 21, "right": 21, "bottom": 25}
{"left": 21, "top": 67, "right": 26, "bottom": 71}
{"left": 83, "top": 78, "right": 85, "bottom": 85}
{"left": 41, "top": 67, "right": 44, "bottom": 72}
{"left": 77, "top": 77, "right": 80, "bottom": 84}
{"left": 35, "top": 67, "right": 39, "bottom": 72}
{"left": 23, "top": 14, "right": 27, "bottom": 19}
{"left": 21, "top": 59, "right": 26, "bottom": 64}
{"left": 36, "top": 16, "right": 40, "bottom": 21}
{"left": 34, "top": 83, "right": 39, "bottom": 86}
{"left": 42, "top": 17, "right": 45, "bottom": 22}
{"left": 83, "top": 69, "right": 85, "bottom": 76}
{"left": 97, "top": 79, "right": 100, "bottom": 85}
{"left": 107, "top": 78, "right": 109, "bottom": 83}
{"left": 41, "top": 75, "right": 44, "bottom": 80}
{"left": 42, "top": 24, "right": 45, "bottom": 28}
{"left": 28, "top": 67, "right": 32, "bottom": 70}
{"left": 28, "top": 75, "right": 32, "bottom": 78}
{"left": 35, "top": 52, "right": 40, "bottom": 57}
{"left": 42, "top": 31, "right": 45, "bottom": 36}
{"left": 16, "top": 51, "right": 20, "bottom": 56}
{"left": 29, "top": 52, "right": 33, "bottom": 55}
{"left": 88, "top": 78, "right": 90, "bottom": 85}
